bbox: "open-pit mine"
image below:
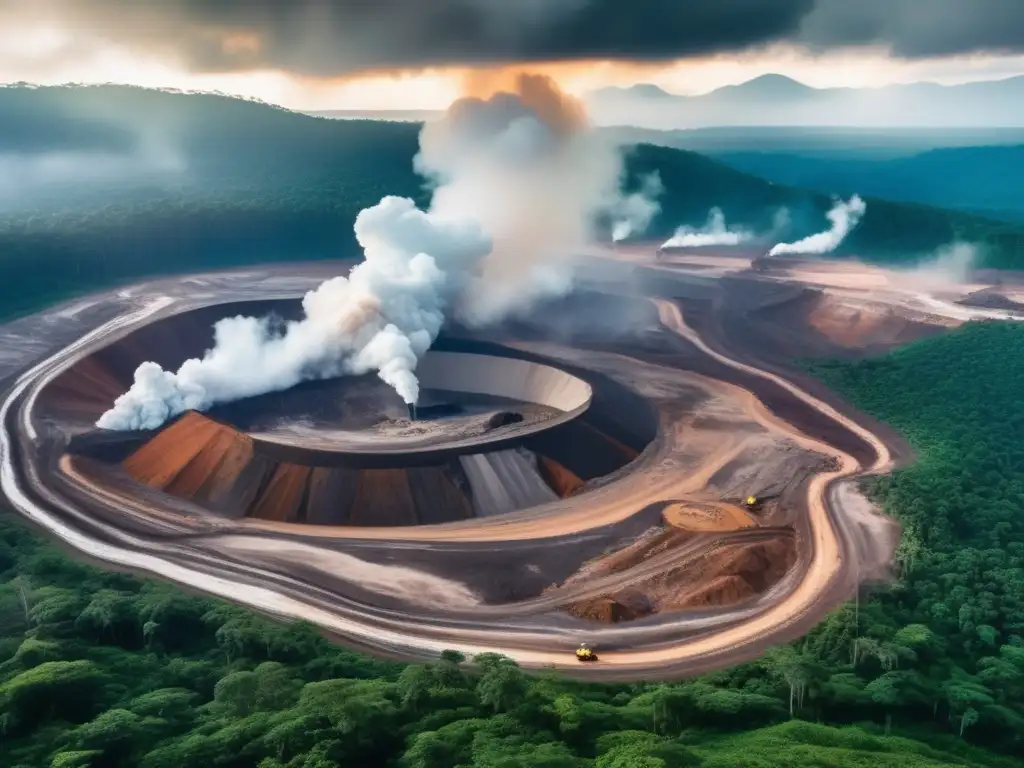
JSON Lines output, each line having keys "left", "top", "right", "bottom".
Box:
{"left": 3, "top": 247, "right": 1018, "bottom": 679}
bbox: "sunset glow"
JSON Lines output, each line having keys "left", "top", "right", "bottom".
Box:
{"left": 3, "top": 30, "right": 1024, "bottom": 112}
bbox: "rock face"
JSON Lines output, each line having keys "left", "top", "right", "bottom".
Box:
{"left": 484, "top": 411, "right": 524, "bottom": 431}
{"left": 568, "top": 590, "right": 653, "bottom": 622}
{"left": 119, "top": 411, "right": 599, "bottom": 526}
{"left": 536, "top": 456, "right": 585, "bottom": 497}
{"left": 122, "top": 412, "right": 478, "bottom": 525}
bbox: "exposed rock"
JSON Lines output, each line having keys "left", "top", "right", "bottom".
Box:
{"left": 485, "top": 411, "right": 524, "bottom": 430}
{"left": 568, "top": 589, "right": 653, "bottom": 623}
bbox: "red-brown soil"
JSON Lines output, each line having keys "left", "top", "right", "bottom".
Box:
{"left": 563, "top": 528, "right": 797, "bottom": 622}
{"left": 662, "top": 501, "right": 755, "bottom": 532}
{"left": 564, "top": 528, "right": 692, "bottom": 585}
{"left": 40, "top": 356, "right": 128, "bottom": 417}
{"left": 121, "top": 411, "right": 479, "bottom": 526}
{"left": 537, "top": 456, "right": 585, "bottom": 497}
{"left": 666, "top": 536, "right": 796, "bottom": 609}
{"left": 568, "top": 590, "right": 652, "bottom": 622}
{"left": 751, "top": 288, "right": 944, "bottom": 354}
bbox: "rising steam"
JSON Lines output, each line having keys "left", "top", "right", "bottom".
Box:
{"left": 660, "top": 208, "right": 752, "bottom": 249}
{"left": 768, "top": 195, "right": 866, "bottom": 257}
{"left": 98, "top": 74, "right": 650, "bottom": 431}
{"left": 901, "top": 241, "right": 981, "bottom": 290}
{"left": 611, "top": 172, "right": 663, "bottom": 242}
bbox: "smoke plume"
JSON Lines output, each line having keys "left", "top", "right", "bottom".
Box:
{"left": 901, "top": 241, "right": 981, "bottom": 290}
{"left": 98, "top": 74, "right": 639, "bottom": 431}
{"left": 768, "top": 195, "right": 866, "bottom": 257}
{"left": 770, "top": 207, "right": 792, "bottom": 237}
{"left": 660, "top": 207, "right": 753, "bottom": 249}
{"left": 611, "top": 172, "right": 664, "bottom": 243}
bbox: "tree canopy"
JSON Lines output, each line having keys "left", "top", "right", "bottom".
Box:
{"left": 3, "top": 320, "right": 1024, "bottom": 767}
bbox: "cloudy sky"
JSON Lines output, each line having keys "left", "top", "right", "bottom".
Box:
{"left": 3, "top": 0, "right": 1024, "bottom": 110}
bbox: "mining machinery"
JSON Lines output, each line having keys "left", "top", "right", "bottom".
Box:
{"left": 576, "top": 643, "right": 598, "bottom": 662}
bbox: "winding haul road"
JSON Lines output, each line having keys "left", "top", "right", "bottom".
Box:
{"left": 0, "top": 261, "right": 905, "bottom": 679}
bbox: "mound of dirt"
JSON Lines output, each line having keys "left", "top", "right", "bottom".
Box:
{"left": 667, "top": 536, "right": 797, "bottom": 609}
{"left": 957, "top": 288, "right": 1024, "bottom": 312}
{"left": 737, "top": 286, "right": 945, "bottom": 358}
{"left": 678, "top": 575, "right": 756, "bottom": 606}
{"left": 561, "top": 528, "right": 691, "bottom": 587}
{"left": 807, "top": 295, "right": 922, "bottom": 348}
{"left": 568, "top": 590, "right": 653, "bottom": 622}
{"left": 561, "top": 532, "right": 797, "bottom": 623}
{"left": 662, "top": 501, "right": 756, "bottom": 532}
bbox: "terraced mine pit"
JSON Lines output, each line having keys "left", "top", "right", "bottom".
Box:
{"left": 5, "top": 254, "right": 939, "bottom": 677}
{"left": 41, "top": 299, "right": 653, "bottom": 528}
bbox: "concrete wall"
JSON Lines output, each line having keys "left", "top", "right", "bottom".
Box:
{"left": 417, "top": 351, "right": 592, "bottom": 414}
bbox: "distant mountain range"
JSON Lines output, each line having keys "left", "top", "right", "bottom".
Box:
{"left": 597, "top": 125, "right": 1024, "bottom": 160}
{"left": 593, "top": 124, "right": 1024, "bottom": 220}
{"left": 586, "top": 74, "right": 1024, "bottom": 129}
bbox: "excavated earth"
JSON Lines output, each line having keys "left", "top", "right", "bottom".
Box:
{"left": 0, "top": 250, "right": 982, "bottom": 679}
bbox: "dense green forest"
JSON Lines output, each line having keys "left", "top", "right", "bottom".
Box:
{"left": 3, "top": 84, "right": 1024, "bottom": 320}
{"left": 0, "top": 513, "right": 1014, "bottom": 767}
{"left": 5, "top": 321, "right": 1024, "bottom": 766}
{"left": 713, "top": 147, "right": 1024, "bottom": 224}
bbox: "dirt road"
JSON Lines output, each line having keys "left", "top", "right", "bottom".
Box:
{"left": 0, "top": 264, "right": 901, "bottom": 679}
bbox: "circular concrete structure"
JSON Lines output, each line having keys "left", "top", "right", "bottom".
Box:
{"left": 242, "top": 350, "right": 594, "bottom": 458}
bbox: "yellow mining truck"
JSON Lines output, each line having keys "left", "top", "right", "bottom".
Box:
{"left": 576, "top": 643, "right": 598, "bottom": 662}
{"left": 743, "top": 495, "right": 761, "bottom": 510}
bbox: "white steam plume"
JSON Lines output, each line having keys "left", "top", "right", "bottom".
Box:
{"left": 611, "top": 172, "right": 663, "bottom": 242}
{"left": 768, "top": 195, "right": 866, "bottom": 257}
{"left": 901, "top": 241, "right": 980, "bottom": 290}
{"left": 770, "top": 207, "right": 791, "bottom": 237}
{"left": 660, "top": 207, "right": 752, "bottom": 249}
{"left": 97, "top": 199, "right": 489, "bottom": 430}
{"left": 98, "top": 74, "right": 636, "bottom": 431}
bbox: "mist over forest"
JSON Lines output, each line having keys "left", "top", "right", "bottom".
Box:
{"left": 2, "top": 84, "right": 1024, "bottom": 321}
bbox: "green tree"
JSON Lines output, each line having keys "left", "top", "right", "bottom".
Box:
{"left": 67, "top": 709, "right": 154, "bottom": 766}
{"left": 212, "top": 670, "right": 259, "bottom": 717}
{"left": 473, "top": 654, "right": 527, "bottom": 714}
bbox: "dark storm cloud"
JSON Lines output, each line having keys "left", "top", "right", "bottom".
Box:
{"left": 11, "top": 0, "right": 1024, "bottom": 75}
{"left": 799, "top": 0, "right": 1024, "bottom": 58}
{"left": 28, "top": 0, "right": 817, "bottom": 74}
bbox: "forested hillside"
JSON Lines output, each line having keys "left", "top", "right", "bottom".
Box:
{"left": 626, "top": 145, "right": 1024, "bottom": 263}
{"left": 715, "top": 146, "right": 1024, "bottom": 223}
{"left": 3, "top": 84, "right": 1024, "bottom": 320}
{"left": 0, "top": 509, "right": 1015, "bottom": 767}
{"left": 805, "top": 321, "right": 1024, "bottom": 755}
{"left": 0, "top": 86, "right": 425, "bottom": 319}
{"left": 4, "top": 321, "right": 1024, "bottom": 767}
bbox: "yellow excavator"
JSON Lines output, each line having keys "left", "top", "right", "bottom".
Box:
{"left": 576, "top": 643, "right": 598, "bottom": 662}
{"left": 743, "top": 495, "right": 761, "bottom": 510}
